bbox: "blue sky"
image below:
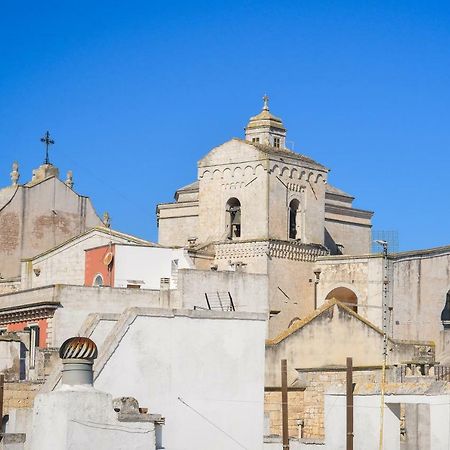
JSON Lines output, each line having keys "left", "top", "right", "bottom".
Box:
{"left": 1, "top": 1, "right": 449, "bottom": 250}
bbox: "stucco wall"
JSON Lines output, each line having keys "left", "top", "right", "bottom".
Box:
{"left": 0, "top": 177, "right": 101, "bottom": 279}
{"left": 324, "top": 220, "right": 371, "bottom": 255}
{"left": 158, "top": 204, "right": 199, "bottom": 247}
{"left": 114, "top": 246, "right": 193, "bottom": 289}
{"left": 265, "top": 304, "right": 420, "bottom": 387}
{"left": 177, "top": 268, "right": 269, "bottom": 314}
{"left": 392, "top": 251, "right": 450, "bottom": 358}
{"left": 315, "top": 256, "right": 384, "bottom": 327}
{"left": 94, "top": 309, "right": 266, "bottom": 450}
{"left": 316, "top": 249, "right": 450, "bottom": 358}
{"left": 268, "top": 258, "right": 317, "bottom": 336}
{"left": 21, "top": 230, "right": 148, "bottom": 290}
{"left": 0, "top": 285, "right": 161, "bottom": 348}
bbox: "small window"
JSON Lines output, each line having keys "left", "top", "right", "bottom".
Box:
{"left": 93, "top": 274, "right": 104, "bottom": 287}
{"left": 252, "top": 137, "right": 260, "bottom": 143}
{"left": 273, "top": 137, "right": 280, "bottom": 148}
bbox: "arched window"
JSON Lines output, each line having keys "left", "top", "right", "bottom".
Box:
{"left": 93, "top": 274, "right": 104, "bottom": 287}
{"left": 289, "top": 199, "right": 300, "bottom": 240}
{"left": 226, "top": 198, "right": 241, "bottom": 240}
{"left": 325, "top": 287, "right": 358, "bottom": 312}
{"left": 441, "top": 291, "right": 450, "bottom": 329}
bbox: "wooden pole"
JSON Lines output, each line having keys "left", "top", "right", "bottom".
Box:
{"left": 281, "top": 359, "right": 289, "bottom": 450}
{"left": 346, "top": 357, "right": 353, "bottom": 450}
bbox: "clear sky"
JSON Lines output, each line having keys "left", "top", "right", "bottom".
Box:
{"left": 1, "top": 1, "right": 449, "bottom": 251}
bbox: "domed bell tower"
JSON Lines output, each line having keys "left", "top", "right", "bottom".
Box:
{"left": 245, "top": 95, "right": 287, "bottom": 148}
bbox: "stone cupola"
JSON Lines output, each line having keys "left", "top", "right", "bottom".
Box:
{"left": 245, "top": 95, "right": 287, "bottom": 148}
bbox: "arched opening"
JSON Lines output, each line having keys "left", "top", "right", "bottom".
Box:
{"left": 289, "top": 199, "right": 300, "bottom": 239}
{"left": 93, "top": 274, "right": 104, "bottom": 287}
{"left": 441, "top": 291, "right": 450, "bottom": 329}
{"left": 325, "top": 287, "right": 358, "bottom": 312}
{"left": 226, "top": 198, "right": 241, "bottom": 240}
{"left": 288, "top": 317, "right": 301, "bottom": 328}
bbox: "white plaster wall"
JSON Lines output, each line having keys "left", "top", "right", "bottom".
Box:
{"left": 50, "top": 286, "right": 161, "bottom": 346}
{"left": 158, "top": 213, "right": 199, "bottom": 247}
{"left": 324, "top": 220, "right": 371, "bottom": 255}
{"left": 177, "top": 268, "right": 269, "bottom": 313}
{"left": 20, "top": 230, "right": 137, "bottom": 290}
{"left": 114, "top": 246, "right": 194, "bottom": 289}
{"left": 391, "top": 252, "right": 450, "bottom": 357}
{"left": 265, "top": 304, "right": 389, "bottom": 386}
{"left": 324, "top": 394, "right": 400, "bottom": 450}
{"left": 94, "top": 312, "right": 266, "bottom": 450}
{"left": 30, "top": 387, "right": 155, "bottom": 450}
{"left": 0, "top": 340, "right": 21, "bottom": 374}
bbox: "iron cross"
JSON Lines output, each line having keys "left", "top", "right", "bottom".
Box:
{"left": 40, "top": 131, "right": 55, "bottom": 165}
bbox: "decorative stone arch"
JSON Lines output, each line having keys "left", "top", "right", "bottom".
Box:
{"left": 288, "top": 317, "right": 301, "bottom": 328}
{"left": 212, "top": 169, "right": 222, "bottom": 180}
{"left": 271, "top": 164, "right": 280, "bottom": 176}
{"left": 280, "top": 167, "right": 290, "bottom": 178}
{"left": 315, "top": 173, "right": 324, "bottom": 183}
{"left": 325, "top": 286, "right": 358, "bottom": 312}
{"left": 223, "top": 168, "right": 232, "bottom": 180}
{"left": 255, "top": 164, "right": 265, "bottom": 176}
{"left": 244, "top": 165, "right": 254, "bottom": 177}
{"left": 233, "top": 166, "right": 242, "bottom": 179}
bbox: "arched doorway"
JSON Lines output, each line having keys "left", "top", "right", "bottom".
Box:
{"left": 325, "top": 287, "right": 358, "bottom": 312}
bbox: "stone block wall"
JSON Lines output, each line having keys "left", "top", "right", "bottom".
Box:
{"left": 3, "top": 382, "right": 41, "bottom": 412}
{"left": 264, "top": 369, "right": 380, "bottom": 440}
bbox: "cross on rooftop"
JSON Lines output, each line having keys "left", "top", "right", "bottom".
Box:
{"left": 40, "top": 131, "right": 55, "bottom": 165}
{"left": 263, "top": 94, "right": 269, "bottom": 111}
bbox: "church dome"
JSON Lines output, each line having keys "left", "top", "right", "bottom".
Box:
{"left": 245, "top": 95, "right": 286, "bottom": 132}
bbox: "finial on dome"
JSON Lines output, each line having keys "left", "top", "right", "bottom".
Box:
{"left": 10, "top": 162, "right": 19, "bottom": 186}
{"left": 263, "top": 94, "right": 269, "bottom": 111}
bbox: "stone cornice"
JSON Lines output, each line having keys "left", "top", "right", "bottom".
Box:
{"left": 215, "top": 239, "right": 329, "bottom": 262}
{"left": 0, "top": 301, "right": 60, "bottom": 324}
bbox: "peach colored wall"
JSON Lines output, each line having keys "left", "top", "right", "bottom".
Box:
{"left": 8, "top": 318, "right": 48, "bottom": 347}
{"left": 84, "top": 245, "right": 115, "bottom": 287}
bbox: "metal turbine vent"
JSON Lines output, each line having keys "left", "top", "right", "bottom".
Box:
{"left": 59, "top": 337, "right": 98, "bottom": 360}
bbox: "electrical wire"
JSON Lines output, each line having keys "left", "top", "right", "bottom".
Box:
{"left": 177, "top": 396, "right": 250, "bottom": 450}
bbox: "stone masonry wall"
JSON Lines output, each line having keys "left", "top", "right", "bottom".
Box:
{"left": 265, "top": 369, "right": 380, "bottom": 440}
{"left": 3, "top": 381, "right": 41, "bottom": 412}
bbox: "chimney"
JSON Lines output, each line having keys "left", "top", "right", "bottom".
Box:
{"left": 59, "top": 337, "right": 98, "bottom": 386}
